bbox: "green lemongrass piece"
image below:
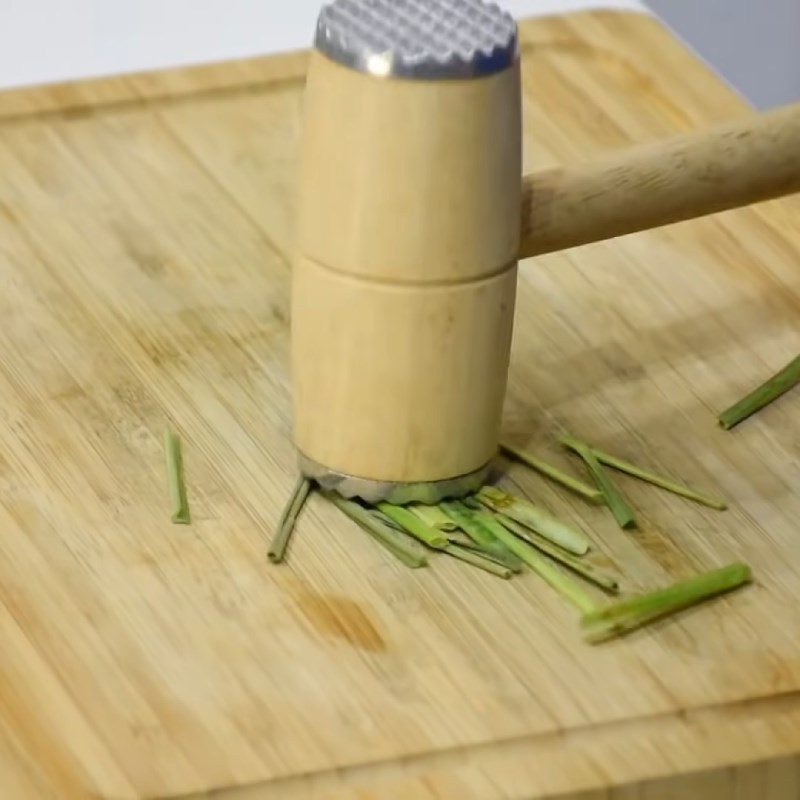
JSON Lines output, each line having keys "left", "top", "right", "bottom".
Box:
{"left": 560, "top": 435, "right": 636, "bottom": 530}
{"left": 464, "top": 544, "right": 524, "bottom": 573}
{"left": 487, "top": 520, "right": 597, "bottom": 613}
{"left": 496, "top": 514, "right": 618, "bottom": 592}
{"left": 582, "top": 562, "right": 751, "bottom": 643}
{"left": 408, "top": 504, "right": 458, "bottom": 531}
{"left": 446, "top": 529, "right": 478, "bottom": 548}
{"left": 476, "top": 486, "right": 590, "bottom": 555}
{"left": 461, "top": 496, "right": 483, "bottom": 511}
{"left": 164, "top": 427, "right": 190, "bottom": 524}
{"left": 444, "top": 525, "right": 521, "bottom": 571}
{"left": 590, "top": 447, "right": 727, "bottom": 510}
{"left": 457, "top": 506, "right": 525, "bottom": 572}
{"left": 719, "top": 354, "right": 800, "bottom": 430}
{"left": 268, "top": 477, "right": 312, "bottom": 563}
{"left": 444, "top": 544, "right": 513, "bottom": 579}
{"left": 327, "top": 494, "right": 427, "bottom": 568}
{"left": 440, "top": 500, "right": 498, "bottom": 550}
{"left": 377, "top": 503, "right": 448, "bottom": 550}
{"left": 500, "top": 442, "right": 603, "bottom": 503}
{"left": 371, "top": 509, "right": 404, "bottom": 532}
{"left": 439, "top": 500, "right": 523, "bottom": 570}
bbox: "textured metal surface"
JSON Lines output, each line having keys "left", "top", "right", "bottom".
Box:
{"left": 315, "top": 0, "right": 518, "bottom": 79}
{"left": 298, "top": 452, "right": 490, "bottom": 504}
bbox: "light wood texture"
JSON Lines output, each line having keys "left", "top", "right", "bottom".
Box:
{"left": 0, "top": 9, "right": 800, "bottom": 800}
{"left": 293, "top": 52, "right": 520, "bottom": 481}
{"left": 519, "top": 100, "right": 800, "bottom": 257}
{"left": 297, "top": 52, "right": 521, "bottom": 282}
{"left": 293, "top": 257, "right": 517, "bottom": 481}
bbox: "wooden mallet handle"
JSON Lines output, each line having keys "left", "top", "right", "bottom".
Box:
{"left": 519, "top": 101, "right": 800, "bottom": 258}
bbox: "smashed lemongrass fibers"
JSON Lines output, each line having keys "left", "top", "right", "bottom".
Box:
{"left": 445, "top": 529, "right": 479, "bottom": 548}
{"left": 476, "top": 485, "right": 590, "bottom": 555}
{"left": 409, "top": 504, "right": 457, "bottom": 531}
{"left": 164, "top": 427, "right": 190, "bottom": 524}
{"left": 581, "top": 562, "right": 751, "bottom": 643}
{"left": 442, "top": 526, "right": 522, "bottom": 572}
{"left": 439, "top": 499, "right": 522, "bottom": 571}
{"left": 487, "top": 519, "right": 597, "bottom": 613}
{"left": 329, "top": 493, "right": 427, "bottom": 568}
{"left": 590, "top": 446, "right": 727, "bottom": 510}
{"left": 500, "top": 442, "right": 603, "bottom": 502}
{"left": 592, "top": 447, "right": 728, "bottom": 511}
{"left": 560, "top": 434, "right": 636, "bottom": 530}
{"left": 444, "top": 544, "right": 513, "bottom": 579}
{"left": 719, "top": 354, "right": 800, "bottom": 429}
{"left": 268, "top": 477, "right": 311, "bottom": 563}
{"left": 459, "top": 506, "right": 525, "bottom": 572}
{"left": 371, "top": 508, "right": 404, "bottom": 531}
{"left": 377, "top": 502, "right": 448, "bottom": 549}
{"left": 497, "top": 514, "right": 619, "bottom": 593}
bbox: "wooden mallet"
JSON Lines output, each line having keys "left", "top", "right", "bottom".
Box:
{"left": 291, "top": 0, "right": 800, "bottom": 503}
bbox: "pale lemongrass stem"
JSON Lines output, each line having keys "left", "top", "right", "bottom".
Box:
{"left": 590, "top": 448, "right": 726, "bottom": 510}
{"left": 443, "top": 522, "right": 514, "bottom": 563}
{"left": 476, "top": 485, "right": 590, "bottom": 555}
{"left": 500, "top": 442, "right": 603, "bottom": 502}
{"left": 268, "top": 477, "right": 311, "bottom": 563}
{"left": 377, "top": 503, "right": 449, "bottom": 549}
{"left": 582, "top": 562, "right": 751, "bottom": 643}
{"left": 496, "top": 514, "right": 618, "bottom": 592}
{"left": 439, "top": 501, "right": 524, "bottom": 571}
{"left": 164, "top": 427, "right": 190, "bottom": 524}
{"left": 560, "top": 435, "right": 636, "bottom": 530}
{"left": 371, "top": 508, "right": 404, "bottom": 532}
{"left": 458, "top": 505, "right": 525, "bottom": 571}
{"left": 444, "top": 544, "right": 512, "bottom": 579}
{"left": 464, "top": 544, "right": 524, "bottom": 573}
{"left": 439, "top": 500, "right": 498, "bottom": 550}
{"left": 445, "top": 529, "right": 478, "bottom": 548}
{"left": 408, "top": 504, "right": 458, "bottom": 531}
{"left": 327, "top": 493, "right": 427, "bottom": 568}
{"left": 487, "top": 520, "right": 597, "bottom": 613}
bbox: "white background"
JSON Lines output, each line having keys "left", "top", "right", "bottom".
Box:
{"left": 648, "top": 0, "right": 800, "bottom": 109}
{"left": 0, "top": 1, "right": 643, "bottom": 89}
{"left": 0, "top": 1, "right": 796, "bottom": 108}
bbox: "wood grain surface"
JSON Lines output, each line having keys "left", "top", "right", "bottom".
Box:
{"left": 0, "top": 9, "right": 799, "bottom": 799}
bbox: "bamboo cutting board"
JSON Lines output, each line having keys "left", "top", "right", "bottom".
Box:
{"left": 1, "top": 10, "right": 800, "bottom": 799}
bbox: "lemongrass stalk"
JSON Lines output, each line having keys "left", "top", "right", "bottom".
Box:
{"left": 371, "top": 508, "right": 404, "bottom": 531}
{"left": 496, "top": 513, "right": 618, "bottom": 592}
{"left": 461, "top": 496, "right": 483, "bottom": 511}
{"left": 582, "top": 562, "right": 751, "bottom": 643}
{"left": 439, "top": 500, "right": 499, "bottom": 550}
{"left": 443, "top": 523, "right": 521, "bottom": 570}
{"left": 719, "top": 355, "right": 800, "bottom": 430}
{"left": 327, "top": 493, "right": 427, "bottom": 568}
{"left": 456, "top": 505, "right": 525, "bottom": 571}
{"left": 476, "top": 486, "right": 590, "bottom": 555}
{"left": 445, "top": 529, "right": 478, "bottom": 548}
{"left": 560, "top": 435, "right": 636, "bottom": 530}
{"left": 464, "top": 544, "right": 524, "bottom": 573}
{"left": 377, "top": 503, "right": 448, "bottom": 550}
{"left": 444, "top": 544, "right": 512, "bottom": 579}
{"left": 589, "top": 447, "right": 726, "bottom": 510}
{"left": 439, "top": 500, "right": 523, "bottom": 571}
{"left": 164, "top": 427, "right": 190, "bottom": 524}
{"left": 500, "top": 442, "right": 603, "bottom": 502}
{"left": 408, "top": 504, "right": 458, "bottom": 531}
{"left": 487, "top": 520, "right": 597, "bottom": 613}
{"left": 268, "top": 477, "right": 311, "bottom": 563}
